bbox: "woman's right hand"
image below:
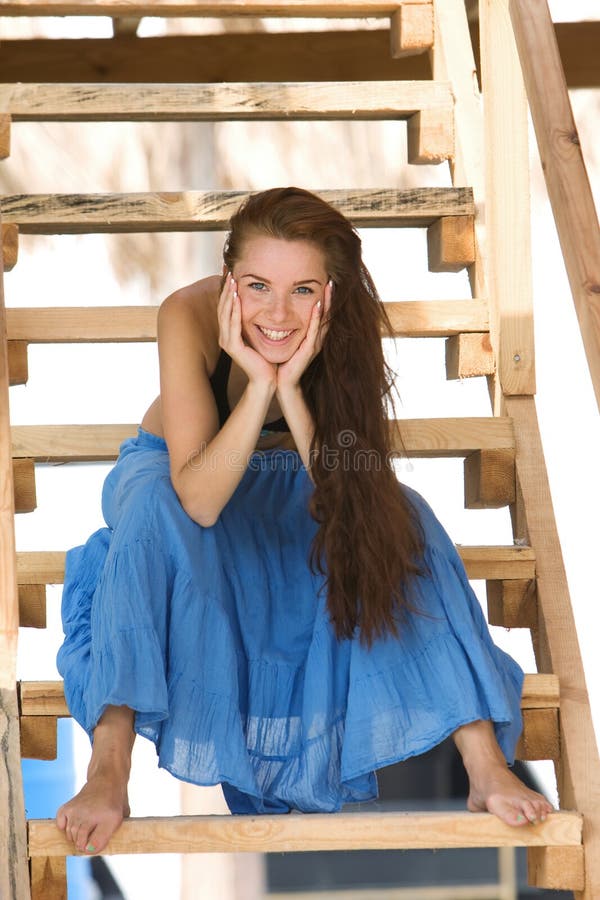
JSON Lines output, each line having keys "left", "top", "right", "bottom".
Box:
{"left": 217, "top": 272, "right": 277, "bottom": 387}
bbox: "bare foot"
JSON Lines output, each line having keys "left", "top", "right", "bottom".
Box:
{"left": 56, "top": 770, "right": 130, "bottom": 854}
{"left": 452, "top": 719, "right": 555, "bottom": 827}
{"left": 466, "top": 761, "right": 555, "bottom": 827}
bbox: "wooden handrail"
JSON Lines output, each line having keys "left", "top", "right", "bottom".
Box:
{"left": 509, "top": 0, "right": 600, "bottom": 414}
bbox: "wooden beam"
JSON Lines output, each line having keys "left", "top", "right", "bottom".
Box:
{"left": 390, "top": 3, "right": 434, "bottom": 58}
{"left": 0, "top": 115, "right": 10, "bottom": 159}
{"left": 13, "top": 457, "right": 36, "bottom": 513}
{"left": 0, "top": 206, "right": 30, "bottom": 895}
{"left": 406, "top": 107, "right": 454, "bottom": 164}
{"left": 4, "top": 300, "right": 489, "bottom": 342}
{"left": 18, "top": 585, "right": 46, "bottom": 629}
{"left": 463, "top": 449, "right": 515, "bottom": 509}
{"left": 1, "top": 188, "right": 474, "bottom": 234}
{"left": 2, "top": 224, "right": 18, "bottom": 272}
{"left": 510, "top": 0, "right": 600, "bottom": 414}
{"left": 528, "top": 845, "right": 585, "bottom": 892}
{"left": 0, "top": 0, "right": 427, "bottom": 15}
{"left": 27, "top": 809, "right": 582, "bottom": 856}
{"left": 111, "top": 15, "right": 142, "bottom": 36}
{"left": 0, "top": 25, "right": 595, "bottom": 87}
{"left": 517, "top": 708, "right": 559, "bottom": 762}
{"left": 480, "top": 0, "right": 535, "bottom": 399}
{"left": 506, "top": 396, "right": 600, "bottom": 900}
{"left": 0, "top": 81, "right": 453, "bottom": 122}
{"left": 30, "top": 856, "right": 66, "bottom": 900}
{"left": 20, "top": 716, "right": 57, "bottom": 760}
{"left": 427, "top": 216, "right": 475, "bottom": 273}
{"left": 446, "top": 333, "right": 495, "bottom": 380}
{"left": 15, "top": 544, "right": 536, "bottom": 587}
{"left": 8, "top": 341, "right": 28, "bottom": 386}
{"left": 486, "top": 579, "right": 536, "bottom": 629}
{"left": 9, "top": 416, "right": 511, "bottom": 461}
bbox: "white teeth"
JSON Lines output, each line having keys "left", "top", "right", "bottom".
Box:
{"left": 258, "top": 326, "right": 293, "bottom": 341}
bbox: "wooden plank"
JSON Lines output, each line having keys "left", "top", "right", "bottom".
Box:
{"left": 9, "top": 417, "right": 512, "bottom": 462}
{"left": 5, "top": 301, "right": 489, "bottom": 342}
{"left": 0, "top": 32, "right": 433, "bottom": 85}
{"left": 427, "top": 216, "right": 475, "bottom": 273}
{"left": 480, "top": 0, "right": 535, "bottom": 398}
{"left": 406, "top": 107, "right": 454, "bottom": 164}
{"left": 2, "top": 223, "right": 18, "bottom": 270}
{"left": 446, "top": 333, "right": 495, "bottom": 380}
{"left": 0, "top": 0, "right": 428, "bottom": 14}
{"left": 510, "top": 0, "right": 600, "bottom": 414}
{"left": 30, "top": 857, "right": 66, "bottom": 900}
{"left": 0, "top": 206, "right": 30, "bottom": 895}
{"left": 527, "top": 845, "right": 585, "bottom": 892}
{"left": 28, "top": 809, "right": 582, "bottom": 857}
{"left": 13, "top": 457, "right": 36, "bottom": 513}
{"left": 506, "top": 395, "right": 600, "bottom": 900}
{"left": 0, "top": 24, "right": 595, "bottom": 88}
{"left": 15, "top": 545, "right": 535, "bottom": 588}
{"left": 1, "top": 188, "right": 474, "bottom": 234}
{"left": 20, "top": 716, "right": 57, "bottom": 760}
{"left": 21, "top": 673, "right": 556, "bottom": 718}
{"left": 517, "top": 708, "right": 559, "bottom": 762}
{"left": 486, "top": 579, "right": 536, "bottom": 629}
{"left": 8, "top": 340, "right": 28, "bottom": 386}
{"left": 463, "top": 449, "right": 515, "bottom": 509}
{"left": 390, "top": 3, "right": 434, "bottom": 58}
{"left": 0, "top": 81, "right": 453, "bottom": 122}
{"left": 0, "top": 114, "right": 10, "bottom": 159}
{"left": 18, "top": 585, "right": 46, "bottom": 629}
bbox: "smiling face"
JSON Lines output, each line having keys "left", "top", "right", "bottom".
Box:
{"left": 231, "top": 235, "right": 328, "bottom": 361}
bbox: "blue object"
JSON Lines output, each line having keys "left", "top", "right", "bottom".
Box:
{"left": 57, "top": 426, "right": 524, "bottom": 815}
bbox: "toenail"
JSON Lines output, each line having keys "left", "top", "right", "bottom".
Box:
{"left": 86, "top": 844, "right": 96, "bottom": 853}
{"left": 516, "top": 814, "right": 524, "bottom": 822}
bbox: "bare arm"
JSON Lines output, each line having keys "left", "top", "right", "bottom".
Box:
{"left": 158, "top": 280, "right": 276, "bottom": 527}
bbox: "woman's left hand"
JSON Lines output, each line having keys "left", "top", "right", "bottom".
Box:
{"left": 276, "top": 280, "right": 333, "bottom": 391}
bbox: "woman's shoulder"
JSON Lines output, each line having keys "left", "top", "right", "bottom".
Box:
{"left": 158, "top": 275, "right": 222, "bottom": 372}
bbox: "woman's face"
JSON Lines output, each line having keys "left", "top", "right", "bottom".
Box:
{"left": 231, "top": 236, "right": 328, "bottom": 362}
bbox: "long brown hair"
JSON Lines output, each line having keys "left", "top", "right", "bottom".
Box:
{"left": 223, "top": 187, "right": 426, "bottom": 646}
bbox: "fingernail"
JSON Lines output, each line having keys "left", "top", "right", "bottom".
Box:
{"left": 86, "top": 843, "right": 96, "bottom": 853}
{"left": 316, "top": 300, "right": 322, "bottom": 311}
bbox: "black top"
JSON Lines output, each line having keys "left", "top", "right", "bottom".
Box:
{"left": 208, "top": 348, "right": 290, "bottom": 433}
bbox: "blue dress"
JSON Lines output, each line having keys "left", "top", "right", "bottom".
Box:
{"left": 57, "top": 426, "right": 524, "bottom": 815}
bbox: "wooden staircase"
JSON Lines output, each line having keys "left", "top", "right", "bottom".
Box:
{"left": 1, "top": 1, "right": 599, "bottom": 898}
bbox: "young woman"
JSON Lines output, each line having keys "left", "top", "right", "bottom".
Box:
{"left": 56, "top": 187, "right": 553, "bottom": 856}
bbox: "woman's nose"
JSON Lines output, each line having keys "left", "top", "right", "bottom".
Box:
{"left": 267, "top": 293, "right": 292, "bottom": 322}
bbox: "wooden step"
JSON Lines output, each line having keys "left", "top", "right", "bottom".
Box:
{"left": 18, "top": 673, "right": 558, "bottom": 719}
{"left": 0, "top": 0, "right": 414, "bottom": 17}
{"left": 5, "top": 301, "right": 489, "bottom": 343}
{"left": 1, "top": 188, "right": 474, "bottom": 234}
{"left": 10, "top": 418, "right": 513, "bottom": 462}
{"left": 15, "top": 546, "right": 536, "bottom": 595}
{"left": 0, "top": 81, "right": 452, "bottom": 122}
{"left": 27, "top": 809, "right": 582, "bottom": 856}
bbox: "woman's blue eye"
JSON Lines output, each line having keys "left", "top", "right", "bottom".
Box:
{"left": 294, "top": 286, "right": 314, "bottom": 295}
{"left": 249, "top": 282, "right": 267, "bottom": 291}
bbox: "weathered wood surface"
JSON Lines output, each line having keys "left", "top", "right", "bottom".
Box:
{"left": 510, "top": 0, "right": 600, "bottom": 414}
{"left": 506, "top": 395, "right": 600, "bottom": 900}
{"left": 1, "top": 188, "right": 474, "bottom": 234}
{"left": 0, "top": 81, "right": 452, "bottom": 122}
{"left": 15, "top": 545, "right": 536, "bottom": 586}
{"left": 27, "top": 809, "right": 582, "bottom": 856}
{"left": 5, "top": 300, "right": 489, "bottom": 342}
{"left": 10, "top": 417, "right": 512, "bottom": 461}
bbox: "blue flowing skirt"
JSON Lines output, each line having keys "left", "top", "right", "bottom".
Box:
{"left": 57, "top": 427, "right": 524, "bottom": 815}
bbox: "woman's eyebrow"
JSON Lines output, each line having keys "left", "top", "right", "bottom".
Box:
{"left": 240, "top": 273, "right": 323, "bottom": 285}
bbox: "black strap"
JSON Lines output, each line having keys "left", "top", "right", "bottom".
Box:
{"left": 209, "top": 349, "right": 289, "bottom": 432}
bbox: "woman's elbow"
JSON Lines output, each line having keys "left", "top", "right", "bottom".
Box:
{"left": 171, "top": 475, "right": 220, "bottom": 528}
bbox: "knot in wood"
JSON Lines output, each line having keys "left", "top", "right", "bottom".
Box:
{"left": 568, "top": 130, "right": 580, "bottom": 146}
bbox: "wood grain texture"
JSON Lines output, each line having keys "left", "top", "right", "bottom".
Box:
{"left": 406, "top": 107, "right": 454, "bottom": 164}
{"left": 15, "top": 545, "right": 535, "bottom": 586}
{"left": 0, "top": 0, "right": 427, "bottom": 14}
{"left": 27, "top": 809, "right": 582, "bottom": 856}
{"left": 20, "top": 715, "right": 57, "bottom": 760}
{"left": 13, "top": 457, "right": 36, "bottom": 513}
{"left": 480, "top": 0, "right": 535, "bottom": 397}
{"left": 2, "top": 223, "right": 18, "bottom": 270}
{"left": 1, "top": 188, "right": 474, "bottom": 234}
{"left": 5, "top": 301, "right": 489, "bottom": 342}
{"left": 30, "top": 856, "right": 66, "bottom": 900}
{"left": 506, "top": 395, "right": 600, "bottom": 900}
{"left": 445, "top": 333, "right": 495, "bottom": 379}
{"left": 486, "top": 579, "right": 536, "bottom": 629}
{"left": 517, "top": 708, "right": 559, "bottom": 762}
{"left": 8, "top": 341, "right": 28, "bottom": 386}
{"left": 427, "top": 215, "right": 475, "bottom": 273}
{"left": 390, "top": 3, "right": 434, "bottom": 58}
{"left": 0, "top": 115, "right": 10, "bottom": 159}
{"left": 18, "top": 585, "right": 46, "bottom": 629}
{"left": 9, "top": 417, "right": 512, "bottom": 461}
{"left": 463, "top": 449, "right": 515, "bottom": 509}
{"left": 510, "top": 0, "right": 600, "bottom": 413}
{"left": 527, "top": 845, "right": 585, "bottom": 892}
{"left": 0, "top": 81, "right": 452, "bottom": 122}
